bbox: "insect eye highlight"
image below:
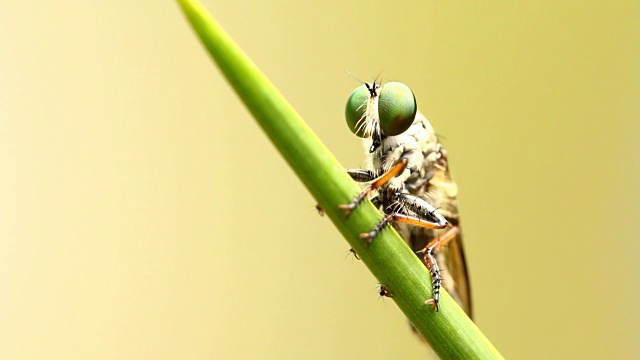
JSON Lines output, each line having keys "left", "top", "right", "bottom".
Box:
{"left": 378, "top": 82, "right": 416, "bottom": 136}
{"left": 345, "top": 85, "right": 370, "bottom": 138}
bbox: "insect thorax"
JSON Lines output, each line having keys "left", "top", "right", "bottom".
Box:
{"left": 366, "top": 112, "right": 442, "bottom": 208}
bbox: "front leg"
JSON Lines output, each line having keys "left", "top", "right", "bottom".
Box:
{"left": 339, "top": 158, "right": 409, "bottom": 218}
{"left": 315, "top": 170, "right": 377, "bottom": 216}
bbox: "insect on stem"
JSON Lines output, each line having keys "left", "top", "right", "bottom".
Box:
{"left": 340, "top": 79, "right": 472, "bottom": 324}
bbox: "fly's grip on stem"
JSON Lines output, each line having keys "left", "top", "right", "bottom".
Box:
{"left": 423, "top": 248, "right": 442, "bottom": 312}
{"left": 338, "top": 189, "right": 371, "bottom": 218}
{"left": 359, "top": 214, "right": 393, "bottom": 247}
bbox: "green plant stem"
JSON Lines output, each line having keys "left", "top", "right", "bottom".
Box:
{"left": 176, "top": 1, "right": 503, "bottom": 358}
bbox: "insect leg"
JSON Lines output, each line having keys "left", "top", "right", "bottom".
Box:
{"left": 359, "top": 214, "right": 394, "bottom": 246}
{"left": 339, "top": 158, "right": 409, "bottom": 217}
{"left": 394, "top": 193, "right": 454, "bottom": 310}
{"left": 423, "top": 250, "right": 443, "bottom": 312}
{"left": 346, "top": 169, "right": 376, "bottom": 182}
{"left": 315, "top": 170, "right": 376, "bottom": 218}
{"left": 360, "top": 211, "right": 447, "bottom": 246}
{"left": 360, "top": 213, "right": 443, "bottom": 246}
{"left": 417, "top": 226, "right": 460, "bottom": 312}
{"left": 390, "top": 214, "right": 447, "bottom": 230}
{"left": 395, "top": 193, "right": 448, "bottom": 229}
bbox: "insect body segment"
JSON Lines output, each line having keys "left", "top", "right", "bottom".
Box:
{"left": 340, "top": 80, "right": 471, "bottom": 318}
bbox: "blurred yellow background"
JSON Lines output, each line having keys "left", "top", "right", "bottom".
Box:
{"left": 1, "top": 1, "right": 638, "bottom": 359}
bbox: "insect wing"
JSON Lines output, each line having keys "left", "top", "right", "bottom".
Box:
{"left": 436, "top": 230, "right": 472, "bottom": 317}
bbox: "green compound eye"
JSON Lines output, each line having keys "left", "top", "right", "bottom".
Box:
{"left": 344, "top": 82, "right": 417, "bottom": 138}
{"left": 345, "top": 85, "right": 371, "bottom": 138}
{"left": 378, "top": 82, "right": 416, "bottom": 136}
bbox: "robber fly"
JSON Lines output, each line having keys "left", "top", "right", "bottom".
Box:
{"left": 339, "top": 80, "right": 472, "bottom": 318}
